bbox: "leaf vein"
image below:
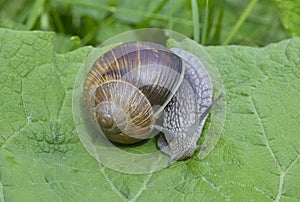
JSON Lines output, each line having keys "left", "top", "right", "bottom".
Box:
{"left": 129, "top": 154, "right": 167, "bottom": 201}
{"left": 254, "top": 186, "right": 274, "bottom": 200}
{"left": 129, "top": 173, "right": 153, "bottom": 202}
{"left": 285, "top": 154, "right": 300, "bottom": 174}
{"left": 99, "top": 166, "right": 128, "bottom": 201}
{"left": 55, "top": 87, "right": 66, "bottom": 119}
{"left": 250, "top": 97, "right": 286, "bottom": 201}
{"left": 250, "top": 97, "right": 281, "bottom": 171}
{"left": 201, "top": 176, "right": 230, "bottom": 200}
{"left": 0, "top": 181, "right": 4, "bottom": 202}
{"left": 1, "top": 79, "right": 29, "bottom": 148}
{"left": 275, "top": 154, "right": 300, "bottom": 202}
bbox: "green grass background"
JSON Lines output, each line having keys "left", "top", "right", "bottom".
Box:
{"left": 1, "top": 0, "right": 298, "bottom": 52}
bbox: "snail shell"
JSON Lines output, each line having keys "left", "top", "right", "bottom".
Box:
{"left": 84, "top": 41, "right": 215, "bottom": 165}
{"left": 84, "top": 41, "right": 185, "bottom": 144}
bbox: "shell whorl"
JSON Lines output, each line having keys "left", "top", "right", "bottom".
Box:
{"left": 84, "top": 41, "right": 185, "bottom": 144}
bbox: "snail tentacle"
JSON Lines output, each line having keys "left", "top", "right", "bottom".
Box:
{"left": 168, "top": 157, "right": 175, "bottom": 167}
{"left": 197, "top": 93, "right": 225, "bottom": 123}
{"left": 195, "top": 145, "right": 207, "bottom": 150}
{"left": 151, "top": 124, "right": 176, "bottom": 140}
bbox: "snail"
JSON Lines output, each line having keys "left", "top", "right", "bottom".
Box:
{"left": 84, "top": 41, "right": 221, "bottom": 165}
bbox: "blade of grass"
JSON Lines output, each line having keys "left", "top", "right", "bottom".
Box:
{"left": 137, "top": 0, "right": 169, "bottom": 28}
{"left": 200, "top": 0, "right": 209, "bottom": 45}
{"left": 191, "top": 0, "right": 200, "bottom": 43}
{"left": 211, "top": 2, "right": 224, "bottom": 45}
{"left": 51, "top": 7, "right": 66, "bottom": 33}
{"left": 40, "top": 12, "right": 49, "bottom": 30}
{"left": 26, "top": 0, "right": 46, "bottom": 30}
{"left": 222, "top": 0, "right": 259, "bottom": 45}
{"left": 205, "top": 0, "right": 221, "bottom": 43}
{"left": 168, "top": 0, "right": 174, "bottom": 31}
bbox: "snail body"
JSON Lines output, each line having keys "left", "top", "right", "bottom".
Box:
{"left": 157, "top": 48, "right": 213, "bottom": 165}
{"left": 84, "top": 41, "right": 214, "bottom": 164}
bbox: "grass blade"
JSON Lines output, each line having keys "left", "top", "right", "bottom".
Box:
{"left": 201, "top": 0, "right": 210, "bottom": 45}
{"left": 223, "top": 0, "right": 259, "bottom": 45}
{"left": 191, "top": 0, "right": 200, "bottom": 43}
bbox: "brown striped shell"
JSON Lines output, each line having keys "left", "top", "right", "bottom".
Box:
{"left": 84, "top": 41, "right": 185, "bottom": 144}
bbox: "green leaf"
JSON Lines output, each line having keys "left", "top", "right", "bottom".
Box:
{"left": 0, "top": 28, "right": 300, "bottom": 201}
{"left": 272, "top": 0, "right": 300, "bottom": 37}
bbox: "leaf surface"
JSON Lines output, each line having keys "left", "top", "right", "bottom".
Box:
{"left": 0, "top": 28, "right": 299, "bottom": 201}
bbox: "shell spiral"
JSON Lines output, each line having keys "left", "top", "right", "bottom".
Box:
{"left": 84, "top": 41, "right": 185, "bottom": 144}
